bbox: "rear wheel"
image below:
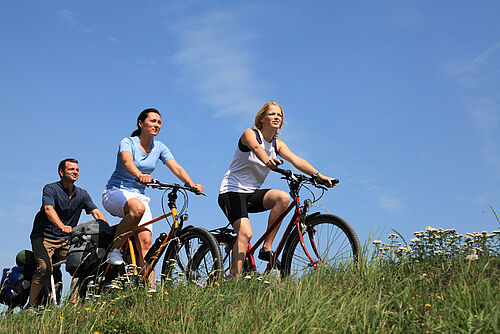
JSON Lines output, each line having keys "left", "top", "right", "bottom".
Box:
{"left": 161, "top": 227, "right": 223, "bottom": 287}
{"left": 281, "top": 214, "right": 360, "bottom": 278}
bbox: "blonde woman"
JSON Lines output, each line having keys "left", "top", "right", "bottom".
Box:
{"left": 218, "top": 101, "right": 336, "bottom": 277}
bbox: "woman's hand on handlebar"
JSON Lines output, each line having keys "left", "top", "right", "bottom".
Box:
{"left": 192, "top": 184, "right": 204, "bottom": 194}
{"left": 266, "top": 158, "right": 283, "bottom": 169}
{"left": 136, "top": 173, "right": 152, "bottom": 185}
{"left": 317, "top": 174, "right": 337, "bottom": 188}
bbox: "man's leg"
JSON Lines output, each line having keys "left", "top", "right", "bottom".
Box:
{"left": 28, "top": 238, "right": 54, "bottom": 306}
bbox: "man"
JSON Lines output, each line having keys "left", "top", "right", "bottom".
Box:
{"left": 28, "top": 158, "right": 107, "bottom": 307}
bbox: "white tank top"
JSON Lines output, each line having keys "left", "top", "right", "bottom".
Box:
{"left": 219, "top": 129, "right": 278, "bottom": 194}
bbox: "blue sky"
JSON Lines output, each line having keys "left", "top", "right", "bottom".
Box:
{"left": 1, "top": 1, "right": 499, "bottom": 281}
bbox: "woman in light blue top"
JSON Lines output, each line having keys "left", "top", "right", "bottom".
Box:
{"left": 103, "top": 108, "right": 203, "bottom": 270}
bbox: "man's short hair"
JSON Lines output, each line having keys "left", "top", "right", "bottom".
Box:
{"left": 58, "top": 158, "right": 79, "bottom": 175}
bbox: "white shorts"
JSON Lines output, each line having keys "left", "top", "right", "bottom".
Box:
{"left": 102, "top": 187, "right": 153, "bottom": 233}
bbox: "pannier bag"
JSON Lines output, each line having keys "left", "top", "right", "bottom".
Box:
{"left": 66, "top": 219, "right": 115, "bottom": 277}
{"left": 0, "top": 266, "right": 30, "bottom": 308}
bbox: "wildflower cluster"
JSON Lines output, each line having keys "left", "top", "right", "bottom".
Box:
{"left": 373, "top": 227, "right": 500, "bottom": 262}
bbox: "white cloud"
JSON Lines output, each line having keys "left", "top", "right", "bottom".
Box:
{"left": 378, "top": 195, "right": 404, "bottom": 214}
{"left": 169, "top": 10, "right": 266, "bottom": 117}
{"left": 445, "top": 41, "right": 500, "bottom": 174}
{"left": 57, "top": 9, "right": 93, "bottom": 33}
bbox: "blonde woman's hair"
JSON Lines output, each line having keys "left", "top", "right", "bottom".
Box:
{"left": 253, "top": 101, "right": 285, "bottom": 137}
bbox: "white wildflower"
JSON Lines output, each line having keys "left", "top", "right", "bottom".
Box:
{"left": 466, "top": 254, "right": 479, "bottom": 261}
{"left": 465, "top": 249, "right": 478, "bottom": 261}
{"left": 373, "top": 240, "right": 382, "bottom": 245}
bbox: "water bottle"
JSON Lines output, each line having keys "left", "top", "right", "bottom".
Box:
{"left": 144, "top": 233, "right": 167, "bottom": 263}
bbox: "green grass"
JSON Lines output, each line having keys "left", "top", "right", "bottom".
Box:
{"left": 1, "top": 256, "right": 499, "bottom": 333}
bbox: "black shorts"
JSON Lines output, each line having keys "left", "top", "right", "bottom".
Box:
{"left": 218, "top": 189, "right": 271, "bottom": 224}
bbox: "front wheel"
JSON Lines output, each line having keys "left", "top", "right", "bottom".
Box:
{"left": 281, "top": 214, "right": 360, "bottom": 278}
{"left": 161, "top": 227, "right": 223, "bottom": 287}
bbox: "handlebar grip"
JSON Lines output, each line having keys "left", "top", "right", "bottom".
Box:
{"left": 272, "top": 167, "right": 292, "bottom": 176}
{"left": 314, "top": 177, "right": 339, "bottom": 186}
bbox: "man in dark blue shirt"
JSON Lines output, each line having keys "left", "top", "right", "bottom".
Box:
{"left": 28, "top": 158, "right": 107, "bottom": 307}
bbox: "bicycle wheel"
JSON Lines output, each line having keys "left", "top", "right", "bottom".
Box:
{"left": 161, "top": 226, "right": 223, "bottom": 287}
{"left": 281, "top": 213, "right": 360, "bottom": 278}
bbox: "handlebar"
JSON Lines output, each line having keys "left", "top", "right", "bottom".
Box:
{"left": 271, "top": 167, "right": 339, "bottom": 188}
{"left": 137, "top": 178, "right": 207, "bottom": 196}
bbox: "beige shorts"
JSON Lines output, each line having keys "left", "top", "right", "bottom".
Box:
{"left": 102, "top": 187, "right": 153, "bottom": 233}
{"left": 31, "top": 237, "right": 69, "bottom": 285}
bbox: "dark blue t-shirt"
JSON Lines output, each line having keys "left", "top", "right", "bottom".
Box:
{"left": 30, "top": 181, "right": 98, "bottom": 239}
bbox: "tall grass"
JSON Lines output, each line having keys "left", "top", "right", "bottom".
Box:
{"left": 2, "top": 209, "right": 499, "bottom": 333}
{"left": 1, "top": 252, "right": 498, "bottom": 333}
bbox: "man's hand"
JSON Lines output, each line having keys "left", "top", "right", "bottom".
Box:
{"left": 60, "top": 225, "right": 72, "bottom": 234}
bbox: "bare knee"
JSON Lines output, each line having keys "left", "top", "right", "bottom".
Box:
{"left": 277, "top": 192, "right": 290, "bottom": 208}
{"left": 272, "top": 191, "right": 290, "bottom": 209}
{"left": 234, "top": 219, "right": 253, "bottom": 242}
{"left": 126, "top": 200, "right": 146, "bottom": 222}
{"left": 139, "top": 232, "right": 152, "bottom": 250}
{"left": 238, "top": 229, "right": 253, "bottom": 243}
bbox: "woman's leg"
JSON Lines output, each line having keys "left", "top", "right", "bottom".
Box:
{"left": 135, "top": 228, "right": 155, "bottom": 289}
{"left": 262, "top": 189, "right": 290, "bottom": 252}
{"left": 230, "top": 218, "right": 253, "bottom": 277}
{"left": 111, "top": 198, "right": 146, "bottom": 249}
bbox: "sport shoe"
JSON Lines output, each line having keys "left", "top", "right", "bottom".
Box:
{"left": 106, "top": 248, "right": 124, "bottom": 265}
{"left": 258, "top": 249, "right": 281, "bottom": 269}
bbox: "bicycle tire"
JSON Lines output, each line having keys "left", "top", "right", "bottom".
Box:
{"left": 281, "top": 213, "right": 360, "bottom": 278}
{"left": 161, "top": 226, "right": 223, "bottom": 287}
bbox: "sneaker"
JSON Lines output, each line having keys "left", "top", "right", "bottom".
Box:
{"left": 258, "top": 249, "right": 281, "bottom": 269}
{"left": 106, "top": 248, "right": 124, "bottom": 265}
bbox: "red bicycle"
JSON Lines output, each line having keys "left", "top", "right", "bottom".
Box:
{"left": 211, "top": 167, "right": 360, "bottom": 279}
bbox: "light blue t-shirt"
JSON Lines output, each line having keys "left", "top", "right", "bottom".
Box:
{"left": 106, "top": 137, "right": 174, "bottom": 194}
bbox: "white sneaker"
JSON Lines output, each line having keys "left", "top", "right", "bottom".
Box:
{"left": 106, "top": 248, "right": 124, "bottom": 265}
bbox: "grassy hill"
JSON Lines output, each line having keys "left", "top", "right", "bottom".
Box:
{"left": 1, "top": 254, "right": 498, "bottom": 333}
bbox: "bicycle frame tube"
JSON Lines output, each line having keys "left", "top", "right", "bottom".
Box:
{"left": 247, "top": 200, "right": 295, "bottom": 257}
{"left": 128, "top": 239, "right": 138, "bottom": 274}
{"left": 247, "top": 195, "right": 318, "bottom": 273}
{"left": 140, "top": 207, "right": 180, "bottom": 283}
{"left": 136, "top": 211, "right": 173, "bottom": 229}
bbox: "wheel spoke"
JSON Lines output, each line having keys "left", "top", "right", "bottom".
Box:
{"left": 282, "top": 214, "right": 360, "bottom": 278}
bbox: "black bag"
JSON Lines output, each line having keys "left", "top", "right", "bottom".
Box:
{"left": 66, "top": 219, "right": 115, "bottom": 278}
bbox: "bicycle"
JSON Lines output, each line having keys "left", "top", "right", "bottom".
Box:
{"left": 210, "top": 167, "right": 360, "bottom": 279}
{"left": 80, "top": 180, "right": 222, "bottom": 297}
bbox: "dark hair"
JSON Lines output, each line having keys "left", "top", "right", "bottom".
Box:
{"left": 58, "top": 158, "right": 78, "bottom": 176}
{"left": 131, "top": 108, "right": 161, "bottom": 137}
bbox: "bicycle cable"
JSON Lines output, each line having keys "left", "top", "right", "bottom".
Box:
{"left": 177, "top": 188, "right": 189, "bottom": 216}
{"left": 161, "top": 188, "right": 173, "bottom": 229}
